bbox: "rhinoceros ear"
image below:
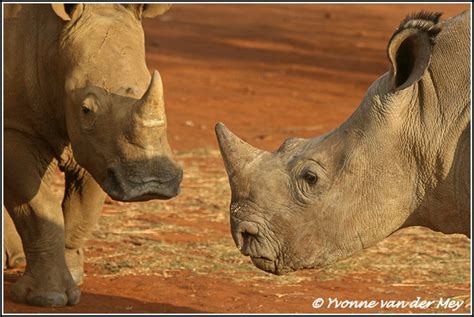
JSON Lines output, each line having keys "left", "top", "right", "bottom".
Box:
{"left": 4, "top": 4, "right": 22, "bottom": 18}
{"left": 51, "top": 4, "right": 84, "bottom": 22}
{"left": 142, "top": 4, "right": 172, "bottom": 18}
{"left": 387, "top": 11, "right": 442, "bottom": 91}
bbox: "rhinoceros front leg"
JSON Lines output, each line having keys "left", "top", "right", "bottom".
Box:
{"left": 3, "top": 210, "right": 26, "bottom": 268}
{"left": 4, "top": 133, "right": 80, "bottom": 307}
{"left": 61, "top": 162, "right": 106, "bottom": 286}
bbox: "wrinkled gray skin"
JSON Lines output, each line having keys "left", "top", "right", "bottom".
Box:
{"left": 4, "top": 4, "right": 182, "bottom": 307}
{"left": 216, "top": 10, "right": 470, "bottom": 275}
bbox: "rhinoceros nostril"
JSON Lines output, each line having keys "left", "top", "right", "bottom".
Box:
{"left": 235, "top": 221, "right": 259, "bottom": 254}
{"left": 244, "top": 222, "right": 258, "bottom": 235}
{"left": 241, "top": 232, "right": 252, "bottom": 256}
{"left": 106, "top": 166, "right": 117, "bottom": 179}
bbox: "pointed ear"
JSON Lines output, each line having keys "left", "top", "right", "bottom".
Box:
{"left": 51, "top": 4, "right": 84, "bottom": 22}
{"left": 142, "top": 4, "right": 172, "bottom": 18}
{"left": 387, "top": 11, "right": 442, "bottom": 91}
{"left": 4, "top": 4, "right": 22, "bottom": 18}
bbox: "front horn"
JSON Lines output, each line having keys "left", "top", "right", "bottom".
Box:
{"left": 133, "top": 70, "right": 166, "bottom": 127}
{"left": 215, "top": 123, "right": 264, "bottom": 178}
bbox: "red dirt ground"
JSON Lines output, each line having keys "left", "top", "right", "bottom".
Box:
{"left": 3, "top": 3, "right": 471, "bottom": 314}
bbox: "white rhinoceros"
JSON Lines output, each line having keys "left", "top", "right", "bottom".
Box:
{"left": 216, "top": 10, "right": 470, "bottom": 275}
{"left": 4, "top": 3, "right": 182, "bottom": 307}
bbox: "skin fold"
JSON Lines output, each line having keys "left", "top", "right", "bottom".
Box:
{"left": 4, "top": 4, "right": 181, "bottom": 307}
{"left": 216, "top": 10, "right": 470, "bottom": 275}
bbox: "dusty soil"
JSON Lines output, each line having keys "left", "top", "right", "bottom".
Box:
{"left": 3, "top": 3, "right": 471, "bottom": 314}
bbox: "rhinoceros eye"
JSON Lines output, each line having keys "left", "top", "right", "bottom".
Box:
{"left": 303, "top": 171, "right": 318, "bottom": 185}
{"left": 81, "top": 104, "right": 91, "bottom": 114}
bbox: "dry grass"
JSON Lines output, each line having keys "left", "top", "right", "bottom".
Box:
{"left": 83, "top": 149, "right": 470, "bottom": 295}
{"left": 10, "top": 148, "right": 469, "bottom": 313}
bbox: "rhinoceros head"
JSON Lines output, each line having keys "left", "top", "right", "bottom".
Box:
{"left": 54, "top": 4, "right": 182, "bottom": 201}
{"left": 216, "top": 12, "right": 447, "bottom": 274}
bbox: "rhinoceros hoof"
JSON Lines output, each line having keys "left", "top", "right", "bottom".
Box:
{"left": 4, "top": 246, "right": 26, "bottom": 269}
{"left": 8, "top": 254, "right": 26, "bottom": 269}
{"left": 10, "top": 272, "right": 81, "bottom": 307}
{"left": 69, "top": 268, "right": 84, "bottom": 286}
{"left": 65, "top": 248, "right": 84, "bottom": 286}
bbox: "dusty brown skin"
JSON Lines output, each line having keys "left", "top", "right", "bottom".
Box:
{"left": 3, "top": 4, "right": 182, "bottom": 307}
{"left": 216, "top": 11, "right": 470, "bottom": 275}
{"left": 3, "top": 4, "right": 470, "bottom": 314}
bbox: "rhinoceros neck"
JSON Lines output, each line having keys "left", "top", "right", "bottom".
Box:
{"left": 401, "top": 11, "right": 471, "bottom": 237}
{"left": 430, "top": 10, "right": 470, "bottom": 136}
{"left": 4, "top": 5, "right": 69, "bottom": 157}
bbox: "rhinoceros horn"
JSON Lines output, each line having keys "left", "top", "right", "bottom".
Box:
{"left": 134, "top": 70, "right": 166, "bottom": 127}
{"left": 215, "top": 123, "right": 265, "bottom": 177}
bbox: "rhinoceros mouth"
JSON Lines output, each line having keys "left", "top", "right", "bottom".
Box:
{"left": 250, "top": 256, "right": 277, "bottom": 274}
{"left": 104, "top": 179, "right": 181, "bottom": 202}
{"left": 101, "top": 167, "right": 183, "bottom": 202}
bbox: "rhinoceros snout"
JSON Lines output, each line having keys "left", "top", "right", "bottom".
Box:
{"left": 101, "top": 162, "right": 183, "bottom": 202}
{"left": 232, "top": 220, "right": 259, "bottom": 252}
